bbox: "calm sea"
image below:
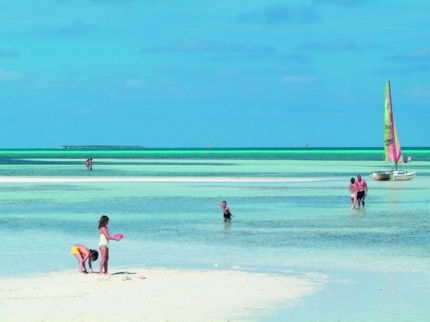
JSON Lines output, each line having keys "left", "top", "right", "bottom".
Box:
{"left": 1, "top": 148, "right": 429, "bottom": 321}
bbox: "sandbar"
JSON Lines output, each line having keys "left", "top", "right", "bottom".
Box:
{"left": 0, "top": 176, "right": 325, "bottom": 183}
{"left": 0, "top": 268, "right": 319, "bottom": 321}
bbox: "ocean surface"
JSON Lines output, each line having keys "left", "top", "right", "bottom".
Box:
{"left": 1, "top": 148, "right": 429, "bottom": 321}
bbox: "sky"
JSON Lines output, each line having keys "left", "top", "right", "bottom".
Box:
{"left": 0, "top": 0, "right": 429, "bottom": 148}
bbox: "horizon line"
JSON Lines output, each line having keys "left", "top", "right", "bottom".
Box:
{"left": 0, "top": 146, "right": 429, "bottom": 150}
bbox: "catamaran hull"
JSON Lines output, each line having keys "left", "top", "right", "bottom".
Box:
{"left": 371, "top": 171, "right": 392, "bottom": 181}
{"left": 393, "top": 171, "right": 416, "bottom": 181}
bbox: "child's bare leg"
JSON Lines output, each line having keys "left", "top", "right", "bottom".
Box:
{"left": 103, "top": 248, "right": 109, "bottom": 274}
{"left": 74, "top": 255, "right": 84, "bottom": 273}
{"left": 82, "top": 255, "right": 88, "bottom": 273}
{"left": 99, "top": 246, "right": 107, "bottom": 275}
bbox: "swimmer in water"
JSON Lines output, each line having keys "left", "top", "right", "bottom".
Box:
{"left": 216, "top": 200, "right": 234, "bottom": 222}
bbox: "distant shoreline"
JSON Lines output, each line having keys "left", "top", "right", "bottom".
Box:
{"left": 60, "top": 145, "right": 146, "bottom": 149}
{"left": 1, "top": 146, "right": 428, "bottom": 151}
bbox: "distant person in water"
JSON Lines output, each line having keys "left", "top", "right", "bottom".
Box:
{"left": 402, "top": 154, "right": 412, "bottom": 163}
{"left": 349, "top": 178, "right": 358, "bottom": 209}
{"left": 356, "top": 175, "right": 368, "bottom": 207}
{"left": 86, "top": 159, "right": 90, "bottom": 170}
{"left": 89, "top": 158, "right": 93, "bottom": 170}
{"left": 70, "top": 244, "right": 98, "bottom": 274}
{"left": 216, "top": 200, "right": 234, "bottom": 222}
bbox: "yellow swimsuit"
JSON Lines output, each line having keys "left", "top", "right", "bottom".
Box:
{"left": 70, "top": 246, "right": 83, "bottom": 256}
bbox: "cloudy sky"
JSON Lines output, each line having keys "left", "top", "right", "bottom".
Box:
{"left": 1, "top": 0, "right": 429, "bottom": 148}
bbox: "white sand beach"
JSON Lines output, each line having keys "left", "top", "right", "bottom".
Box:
{"left": 0, "top": 268, "right": 319, "bottom": 322}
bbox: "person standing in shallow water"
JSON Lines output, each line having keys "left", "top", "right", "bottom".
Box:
{"left": 89, "top": 158, "right": 93, "bottom": 170}
{"left": 356, "top": 175, "right": 368, "bottom": 207}
{"left": 349, "top": 178, "right": 358, "bottom": 210}
{"left": 86, "top": 159, "right": 90, "bottom": 170}
{"left": 216, "top": 200, "right": 234, "bottom": 222}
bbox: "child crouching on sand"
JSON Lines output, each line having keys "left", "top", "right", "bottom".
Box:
{"left": 70, "top": 244, "right": 98, "bottom": 273}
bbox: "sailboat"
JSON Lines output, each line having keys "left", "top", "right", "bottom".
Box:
{"left": 371, "top": 81, "right": 416, "bottom": 181}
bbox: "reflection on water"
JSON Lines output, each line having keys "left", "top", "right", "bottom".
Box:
{"left": 223, "top": 221, "right": 232, "bottom": 231}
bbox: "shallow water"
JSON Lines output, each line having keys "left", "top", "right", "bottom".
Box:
{"left": 1, "top": 149, "right": 429, "bottom": 320}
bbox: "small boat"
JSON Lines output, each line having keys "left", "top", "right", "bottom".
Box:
{"left": 392, "top": 170, "right": 416, "bottom": 181}
{"left": 371, "top": 171, "right": 392, "bottom": 181}
{"left": 371, "top": 81, "right": 416, "bottom": 181}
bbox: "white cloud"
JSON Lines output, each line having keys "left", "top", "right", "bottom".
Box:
{"left": 54, "top": 20, "right": 95, "bottom": 35}
{"left": 237, "top": 4, "right": 320, "bottom": 25}
{"left": 295, "top": 38, "right": 358, "bottom": 52}
{"left": 0, "top": 68, "right": 25, "bottom": 82}
{"left": 313, "top": 0, "right": 367, "bottom": 6}
{"left": 142, "top": 39, "right": 275, "bottom": 54}
{"left": 388, "top": 48, "right": 430, "bottom": 61}
{"left": 404, "top": 86, "right": 430, "bottom": 98}
{"left": 125, "top": 79, "right": 144, "bottom": 87}
{"left": 282, "top": 75, "right": 318, "bottom": 84}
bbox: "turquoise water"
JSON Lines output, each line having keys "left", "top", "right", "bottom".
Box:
{"left": 0, "top": 148, "right": 429, "bottom": 178}
{"left": 1, "top": 149, "right": 429, "bottom": 320}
